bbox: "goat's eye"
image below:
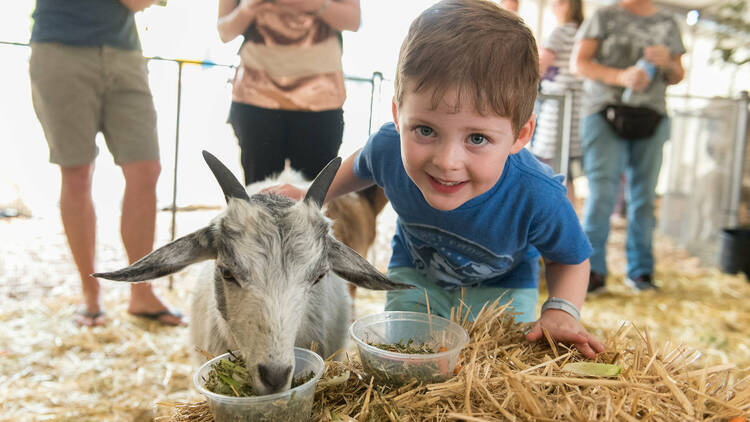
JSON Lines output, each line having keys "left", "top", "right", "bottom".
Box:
{"left": 313, "top": 272, "right": 326, "bottom": 285}
{"left": 221, "top": 269, "right": 238, "bottom": 285}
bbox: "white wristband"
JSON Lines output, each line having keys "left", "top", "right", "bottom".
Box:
{"left": 541, "top": 297, "right": 580, "bottom": 321}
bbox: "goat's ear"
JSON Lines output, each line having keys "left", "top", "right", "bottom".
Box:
{"left": 304, "top": 157, "right": 341, "bottom": 208}
{"left": 203, "top": 150, "right": 250, "bottom": 203}
{"left": 93, "top": 226, "right": 217, "bottom": 282}
{"left": 327, "top": 236, "right": 414, "bottom": 290}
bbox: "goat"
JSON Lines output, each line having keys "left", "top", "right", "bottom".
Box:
{"left": 94, "top": 151, "right": 411, "bottom": 395}
{"left": 249, "top": 165, "right": 389, "bottom": 299}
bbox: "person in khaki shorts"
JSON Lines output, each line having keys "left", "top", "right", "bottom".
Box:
{"left": 29, "top": 0, "right": 184, "bottom": 327}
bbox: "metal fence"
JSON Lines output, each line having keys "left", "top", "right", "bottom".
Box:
{"left": 0, "top": 40, "right": 385, "bottom": 244}
{"left": 5, "top": 40, "right": 749, "bottom": 268}
{"left": 659, "top": 93, "right": 749, "bottom": 265}
{"left": 142, "top": 55, "right": 384, "bottom": 242}
{"left": 539, "top": 87, "right": 749, "bottom": 266}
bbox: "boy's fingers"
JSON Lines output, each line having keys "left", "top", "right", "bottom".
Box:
{"left": 525, "top": 325, "right": 542, "bottom": 341}
{"left": 562, "top": 331, "right": 589, "bottom": 345}
{"left": 527, "top": 326, "right": 587, "bottom": 345}
{"left": 546, "top": 327, "right": 587, "bottom": 345}
{"left": 527, "top": 323, "right": 603, "bottom": 357}
{"left": 589, "top": 336, "right": 606, "bottom": 353}
{"left": 575, "top": 342, "right": 597, "bottom": 359}
{"left": 574, "top": 333, "right": 605, "bottom": 358}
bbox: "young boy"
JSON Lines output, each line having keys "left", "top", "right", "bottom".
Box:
{"left": 269, "top": 0, "right": 603, "bottom": 358}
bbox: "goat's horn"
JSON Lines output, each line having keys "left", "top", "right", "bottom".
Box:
{"left": 304, "top": 157, "right": 342, "bottom": 208}
{"left": 202, "top": 150, "right": 250, "bottom": 203}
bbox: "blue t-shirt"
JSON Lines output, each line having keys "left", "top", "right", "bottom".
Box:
{"left": 354, "top": 122, "right": 592, "bottom": 289}
{"left": 31, "top": 0, "right": 141, "bottom": 51}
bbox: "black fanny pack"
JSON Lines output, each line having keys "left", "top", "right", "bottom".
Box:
{"left": 600, "top": 105, "right": 663, "bottom": 141}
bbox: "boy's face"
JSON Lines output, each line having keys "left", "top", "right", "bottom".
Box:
{"left": 392, "top": 87, "right": 534, "bottom": 211}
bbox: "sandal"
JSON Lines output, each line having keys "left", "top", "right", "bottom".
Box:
{"left": 129, "top": 309, "right": 186, "bottom": 327}
{"left": 74, "top": 309, "right": 107, "bottom": 327}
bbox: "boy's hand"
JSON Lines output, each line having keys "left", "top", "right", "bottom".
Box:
{"left": 526, "top": 309, "right": 605, "bottom": 359}
{"left": 260, "top": 184, "right": 306, "bottom": 201}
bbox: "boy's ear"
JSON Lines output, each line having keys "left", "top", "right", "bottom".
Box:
{"left": 510, "top": 114, "right": 535, "bottom": 154}
{"left": 391, "top": 99, "right": 400, "bottom": 132}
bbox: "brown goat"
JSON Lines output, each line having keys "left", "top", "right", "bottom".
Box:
{"left": 326, "top": 184, "right": 389, "bottom": 299}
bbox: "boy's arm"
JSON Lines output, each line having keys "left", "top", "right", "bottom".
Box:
{"left": 323, "top": 149, "right": 373, "bottom": 204}
{"left": 525, "top": 259, "right": 605, "bottom": 359}
{"left": 262, "top": 148, "right": 374, "bottom": 202}
{"left": 544, "top": 259, "right": 587, "bottom": 309}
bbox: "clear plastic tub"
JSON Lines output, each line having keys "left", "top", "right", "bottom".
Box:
{"left": 349, "top": 311, "right": 470, "bottom": 386}
{"left": 193, "top": 347, "right": 324, "bottom": 422}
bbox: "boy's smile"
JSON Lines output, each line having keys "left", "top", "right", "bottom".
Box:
{"left": 393, "top": 87, "right": 534, "bottom": 211}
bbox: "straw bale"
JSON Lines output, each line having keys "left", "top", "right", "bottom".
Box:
{"left": 2, "top": 207, "right": 750, "bottom": 421}
{"left": 162, "top": 300, "right": 750, "bottom": 421}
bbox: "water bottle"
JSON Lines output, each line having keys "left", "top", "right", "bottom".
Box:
{"left": 621, "top": 58, "right": 656, "bottom": 105}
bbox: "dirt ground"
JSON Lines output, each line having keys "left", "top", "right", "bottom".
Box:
{"left": 1, "top": 204, "right": 748, "bottom": 421}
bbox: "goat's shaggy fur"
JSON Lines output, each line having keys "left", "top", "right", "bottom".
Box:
{"left": 94, "top": 154, "right": 407, "bottom": 395}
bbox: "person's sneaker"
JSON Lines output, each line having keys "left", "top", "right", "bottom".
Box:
{"left": 624, "top": 274, "right": 658, "bottom": 291}
{"left": 587, "top": 271, "right": 606, "bottom": 294}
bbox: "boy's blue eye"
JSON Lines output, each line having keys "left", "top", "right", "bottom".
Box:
{"left": 417, "top": 126, "right": 433, "bottom": 137}
{"left": 468, "top": 134, "right": 488, "bottom": 145}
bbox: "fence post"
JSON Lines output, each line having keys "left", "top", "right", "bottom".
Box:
{"left": 168, "top": 60, "right": 184, "bottom": 289}
{"left": 368, "top": 71, "right": 383, "bottom": 135}
{"left": 559, "top": 90, "right": 573, "bottom": 183}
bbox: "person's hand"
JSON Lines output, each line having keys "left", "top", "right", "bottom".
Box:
{"left": 275, "top": 0, "right": 326, "bottom": 13}
{"left": 238, "top": 0, "right": 264, "bottom": 13}
{"left": 525, "top": 309, "right": 605, "bottom": 359}
{"left": 643, "top": 45, "right": 672, "bottom": 70}
{"left": 616, "top": 65, "right": 651, "bottom": 92}
{"left": 260, "top": 183, "right": 307, "bottom": 201}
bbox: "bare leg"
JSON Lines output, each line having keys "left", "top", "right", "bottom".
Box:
{"left": 60, "top": 163, "right": 106, "bottom": 327}
{"left": 120, "top": 160, "right": 185, "bottom": 326}
{"left": 566, "top": 180, "right": 577, "bottom": 209}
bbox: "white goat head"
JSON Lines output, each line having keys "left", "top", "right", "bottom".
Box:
{"left": 94, "top": 151, "right": 411, "bottom": 395}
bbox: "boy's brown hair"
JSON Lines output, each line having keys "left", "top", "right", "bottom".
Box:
{"left": 394, "top": 0, "right": 539, "bottom": 137}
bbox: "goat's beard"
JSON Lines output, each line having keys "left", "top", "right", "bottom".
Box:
{"left": 224, "top": 300, "right": 302, "bottom": 395}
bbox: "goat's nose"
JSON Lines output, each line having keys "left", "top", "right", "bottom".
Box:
{"left": 257, "top": 363, "right": 292, "bottom": 392}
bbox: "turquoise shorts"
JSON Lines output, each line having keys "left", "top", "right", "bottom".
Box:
{"left": 384, "top": 267, "right": 539, "bottom": 323}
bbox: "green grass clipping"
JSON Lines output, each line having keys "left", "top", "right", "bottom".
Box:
{"left": 562, "top": 362, "right": 622, "bottom": 377}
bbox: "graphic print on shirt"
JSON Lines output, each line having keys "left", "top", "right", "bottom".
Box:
{"left": 600, "top": 13, "right": 676, "bottom": 67}
{"left": 401, "top": 222, "right": 514, "bottom": 288}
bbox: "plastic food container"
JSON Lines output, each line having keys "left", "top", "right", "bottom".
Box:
{"left": 349, "top": 311, "right": 470, "bottom": 386}
{"left": 193, "top": 347, "right": 324, "bottom": 422}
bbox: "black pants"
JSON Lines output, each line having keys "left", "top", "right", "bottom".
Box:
{"left": 229, "top": 102, "right": 344, "bottom": 185}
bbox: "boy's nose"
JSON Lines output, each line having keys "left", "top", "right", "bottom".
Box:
{"left": 431, "top": 142, "right": 461, "bottom": 171}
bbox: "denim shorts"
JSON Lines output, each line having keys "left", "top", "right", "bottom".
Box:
{"left": 384, "top": 267, "right": 539, "bottom": 323}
